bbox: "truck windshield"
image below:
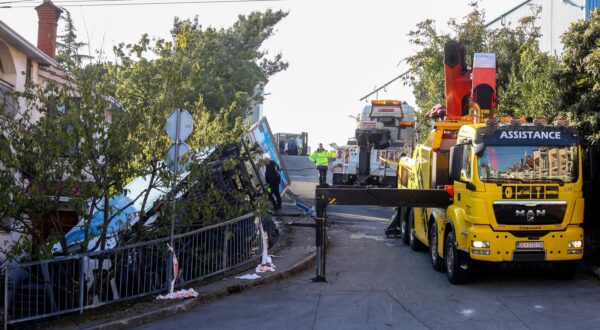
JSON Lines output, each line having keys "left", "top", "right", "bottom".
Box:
{"left": 477, "top": 145, "right": 579, "bottom": 183}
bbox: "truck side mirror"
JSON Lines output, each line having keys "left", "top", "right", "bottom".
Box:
{"left": 449, "top": 145, "right": 463, "bottom": 182}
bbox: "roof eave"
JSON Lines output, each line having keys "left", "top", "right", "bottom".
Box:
{"left": 0, "top": 19, "right": 59, "bottom": 67}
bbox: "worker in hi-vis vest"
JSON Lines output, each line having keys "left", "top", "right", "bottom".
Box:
{"left": 309, "top": 143, "right": 336, "bottom": 186}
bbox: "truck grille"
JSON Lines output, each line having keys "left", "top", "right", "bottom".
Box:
{"left": 513, "top": 251, "right": 546, "bottom": 262}
{"left": 493, "top": 201, "right": 566, "bottom": 225}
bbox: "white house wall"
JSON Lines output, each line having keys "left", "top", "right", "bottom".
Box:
{"left": 487, "top": 0, "right": 585, "bottom": 55}
{"left": 1, "top": 38, "right": 44, "bottom": 122}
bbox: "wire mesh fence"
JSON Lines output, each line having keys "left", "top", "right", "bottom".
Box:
{"left": 1, "top": 213, "right": 261, "bottom": 328}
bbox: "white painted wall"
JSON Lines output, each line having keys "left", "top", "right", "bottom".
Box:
{"left": 0, "top": 38, "right": 48, "bottom": 261}
{"left": 0, "top": 38, "right": 45, "bottom": 122}
{"left": 488, "top": 0, "right": 585, "bottom": 55}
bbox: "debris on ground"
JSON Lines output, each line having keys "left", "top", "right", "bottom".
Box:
{"left": 256, "top": 263, "right": 276, "bottom": 273}
{"left": 236, "top": 273, "right": 261, "bottom": 280}
{"left": 155, "top": 288, "right": 199, "bottom": 300}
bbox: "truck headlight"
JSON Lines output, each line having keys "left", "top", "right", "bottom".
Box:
{"left": 471, "top": 240, "right": 490, "bottom": 248}
{"left": 568, "top": 240, "right": 583, "bottom": 248}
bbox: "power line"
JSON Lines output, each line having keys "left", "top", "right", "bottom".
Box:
{"left": 358, "top": 71, "right": 409, "bottom": 102}
{"left": 0, "top": 0, "right": 35, "bottom": 5}
{"left": 359, "top": 0, "right": 533, "bottom": 102}
{"left": 5, "top": 0, "right": 282, "bottom": 8}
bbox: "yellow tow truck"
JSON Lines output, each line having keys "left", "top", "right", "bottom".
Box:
{"left": 312, "top": 41, "right": 584, "bottom": 284}
{"left": 397, "top": 118, "right": 583, "bottom": 283}
{"left": 395, "top": 41, "right": 584, "bottom": 283}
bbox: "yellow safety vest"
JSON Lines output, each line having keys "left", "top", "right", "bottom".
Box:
{"left": 309, "top": 150, "right": 336, "bottom": 166}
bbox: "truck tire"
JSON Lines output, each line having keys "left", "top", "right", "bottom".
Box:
{"left": 429, "top": 221, "right": 443, "bottom": 272}
{"left": 444, "top": 231, "right": 470, "bottom": 284}
{"left": 551, "top": 261, "right": 578, "bottom": 280}
{"left": 408, "top": 209, "right": 425, "bottom": 251}
{"left": 399, "top": 208, "right": 409, "bottom": 245}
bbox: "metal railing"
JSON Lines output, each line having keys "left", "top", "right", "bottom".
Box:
{"left": 1, "top": 213, "right": 262, "bottom": 328}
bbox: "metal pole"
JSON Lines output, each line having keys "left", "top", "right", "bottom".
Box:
{"left": 168, "top": 109, "right": 181, "bottom": 293}
{"left": 4, "top": 265, "right": 8, "bottom": 330}
{"left": 79, "top": 257, "right": 84, "bottom": 314}
{"left": 222, "top": 224, "right": 229, "bottom": 271}
{"left": 322, "top": 203, "right": 327, "bottom": 277}
{"left": 311, "top": 194, "right": 327, "bottom": 282}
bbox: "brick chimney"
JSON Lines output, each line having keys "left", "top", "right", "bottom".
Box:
{"left": 35, "top": 0, "right": 62, "bottom": 59}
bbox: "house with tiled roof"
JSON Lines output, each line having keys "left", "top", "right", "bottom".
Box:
{"left": 1, "top": 0, "right": 67, "bottom": 121}
{"left": 0, "top": 0, "right": 74, "bottom": 262}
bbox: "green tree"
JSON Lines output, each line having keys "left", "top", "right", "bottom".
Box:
{"left": 556, "top": 9, "right": 600, "bottom": 258}
{"left": 0, "top": 10, "right": 286, "bottom": 260}
{"left": 404, "top": 3, "right": 559, "bottom": 129}
{"left": 56, "top": 9, "right": 91, "bottom": 69}
{"left": 0, "top": 87, "right": 80, "bottom": 259}
{"left": 166, "top": 9, "right": 289, "bottom": 117}
{"left": 502, "top": 45, "right": 559, "bottom": 118}
{"left": 557, "top": 9, "right": 600, "bottom": 146}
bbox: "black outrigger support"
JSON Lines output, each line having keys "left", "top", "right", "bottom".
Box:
{"left": 311, "top": 185, "right": 453, "bottom": 282}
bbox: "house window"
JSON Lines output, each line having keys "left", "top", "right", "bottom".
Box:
{"left": 0, "top": 81, "right": 17, "bottom": 118}
{"left": 48, "top": 97, "right": 78, "bottom": 116}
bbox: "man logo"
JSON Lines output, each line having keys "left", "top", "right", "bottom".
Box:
{"left": 516, "top": 209, "right": 546, "bottom": 223}
{"left": 526, "top": 210, "right": 535, "bottom": 222}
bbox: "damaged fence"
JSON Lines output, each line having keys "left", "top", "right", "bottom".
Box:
{"left": 1, "top": 213, "right": 262, "bottom": 328}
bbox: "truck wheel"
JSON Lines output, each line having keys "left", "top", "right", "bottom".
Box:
{"left": 444, "top": 231, "right": 470, "bottom": 284}
{"left": 552, "top": 261, "right": 578, "bottom": 280}
{"left": 399, "top": 208, "right": 409, "bottom": 245}
{"left": 429, "top": 222, "right": 443, "bottom": 272}
{"left": 408, "top": 209, "right": 425, "bottom": 251}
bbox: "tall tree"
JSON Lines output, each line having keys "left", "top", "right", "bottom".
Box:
{"left": 557, "top": 9, "right": 600, "bottom": 147}
{"left": 404, "top": 3, "right": 559, "bottom": 131}
{"left": 556, "top": 9, "right": 600, "bottom": 256}
{"left": 56, "top": 9, "right": 91, "bottom": 69}
{"left": 167, "top": 9, "right": 288, "bottom": 117}
{"left": 0, "top": 10, "right": 286, "bottom": 260}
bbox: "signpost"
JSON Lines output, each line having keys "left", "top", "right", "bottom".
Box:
{"left": 166, "top": 109, "right": 193, "bottom": 293}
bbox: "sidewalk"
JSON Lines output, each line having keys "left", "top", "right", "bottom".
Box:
{"left": 27, "top": 209, "right": 316, "bottom": 330}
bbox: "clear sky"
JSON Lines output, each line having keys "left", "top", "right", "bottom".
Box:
{"left": 2, "top": 0, "right": 523, "bottom": 150}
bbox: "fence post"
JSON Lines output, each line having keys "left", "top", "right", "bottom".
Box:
{"left": 4, "top": 265, "right": 8, "bottom": 330}
{"left": 79, "top": 256, "right": 85, "bottom": 314}
{"left": 222, "top": 224, "right": 229, "bottom": 270}
{"left": 256, "top": 216, "right": 263, "bottom": 259}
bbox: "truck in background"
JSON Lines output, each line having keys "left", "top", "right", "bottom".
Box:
{"left": 331, "top": 100, "right": 416, "bottom": 186}
{"left": 274, "top": 132, "right": 309, "bottom": 156}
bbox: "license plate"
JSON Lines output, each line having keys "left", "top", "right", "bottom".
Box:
{"left": 516, "top": 241, "right": 544, "bottom": 249}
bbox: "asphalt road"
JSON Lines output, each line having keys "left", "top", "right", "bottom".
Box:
{"left": 136, "top": 156, "right": 600, "bottom": 330}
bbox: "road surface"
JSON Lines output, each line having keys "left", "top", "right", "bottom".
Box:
{"left": 136, "top": 156, "right": 600, "bottom": 330}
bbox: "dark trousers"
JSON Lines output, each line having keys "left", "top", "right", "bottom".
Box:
{"left": 268, "top": 185, "right": 281, "bottom": 209}
{"left": 317, "top": 166, "right": 328, "bottom": 185}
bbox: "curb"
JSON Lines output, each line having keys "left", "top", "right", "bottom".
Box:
{"left": 84, "top": 248, "right": 316, "bottom": 330}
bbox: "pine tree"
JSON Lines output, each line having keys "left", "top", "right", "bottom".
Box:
{"left": 56, "top": 10, "right": 91, "bottom": 69}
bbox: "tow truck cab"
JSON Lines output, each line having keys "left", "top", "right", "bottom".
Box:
{"left": 399, "top": 119, "right": 584, "bottom": 283}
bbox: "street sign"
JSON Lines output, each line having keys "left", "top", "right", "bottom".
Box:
{"left": 166, "top": 109, "right": 193, "bottom": 142}
{"left": 166, "top": 142, "right": 191, "bottom": 173}
{"left": 165, "top": 109, "right": 194, "bottom": 294}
